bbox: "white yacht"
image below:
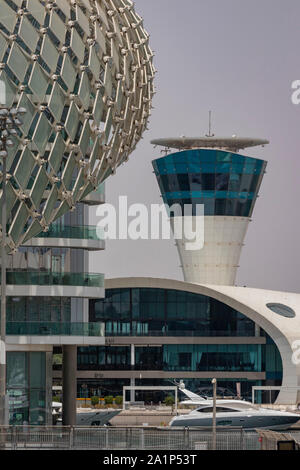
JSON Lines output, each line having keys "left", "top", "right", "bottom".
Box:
{"left": 52, "top": 402, "right": 120, "bottom": 426}
{"left": 170, "top": 383, "right": 300, "bottom": 430}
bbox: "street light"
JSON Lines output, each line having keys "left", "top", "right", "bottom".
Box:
{"left": 0, "top": 105, "right": 26, "bottom": 426}
{"left": 212, "top": 378, "right": 217, "bottom": 450}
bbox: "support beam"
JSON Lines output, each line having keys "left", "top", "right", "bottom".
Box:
{"left": 62, "top": 345, "right": 77, "bottom": 426}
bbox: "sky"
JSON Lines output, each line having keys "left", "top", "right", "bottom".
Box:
{"left": 90, "top": 0, "right": 300, "bottom": 293}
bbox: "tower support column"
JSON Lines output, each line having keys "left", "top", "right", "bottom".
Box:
{"left": 62, "top": 345, "right": 77, "bottom": 426}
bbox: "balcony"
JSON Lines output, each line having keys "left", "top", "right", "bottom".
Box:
{"left": 7, "top": 322, "right": 104, "bottom": 336}
{"left": 104, "top": 329, "right": 261, "bottom": 337}
{"left": 4, "top": 271, "right": 105, "bottom": 299}
{"left": 23, "top": 225, "right": 105, "bottom": 251}
{"left": 6, "top": 271, "right": 104, "bottom": 287}
{"left": 6, "top": 321, "right": 105, "bottom": 346}
{"left": 34, "top": 225, "right": 104, "bottom": 241}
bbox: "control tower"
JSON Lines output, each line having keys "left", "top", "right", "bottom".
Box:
{"left": 152, "top": 136, "right": 268, "bottom": 285}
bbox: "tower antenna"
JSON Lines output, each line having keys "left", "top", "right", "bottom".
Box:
{"left": 206, "top": 110, "right": 215, "bottom": 137}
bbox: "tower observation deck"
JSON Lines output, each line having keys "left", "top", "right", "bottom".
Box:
{"left": 152, "top": 136, "right": 269, "bottom": 286}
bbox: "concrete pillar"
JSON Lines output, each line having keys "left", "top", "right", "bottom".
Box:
{"left": 62, "top": 345, "right": 77, "bottom": 426}
{"left": 130, "top": 344, "right": 135, "bottom": 402}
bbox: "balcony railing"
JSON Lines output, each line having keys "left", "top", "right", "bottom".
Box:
{"left": 7, "top": 322, "right": 104, "bottom": 336}
{"left": 104, "top": 329, "right": 259, "bottom": 337}
{"left": 6, "top": 271, "right": 104, "bottom": 287}
{"left": 34, "top": 225, "right": 104, "bottom": 241}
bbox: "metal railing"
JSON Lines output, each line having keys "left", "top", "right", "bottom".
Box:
{"left": 5, "top": 271, "right": 104, "bottom": 287}
{"left": 35, "top": 225, "right": 104, "bottom": 241}
{"left": 257, "top": 430, "right": 300, "bottom": 450}
{"left": 105, "top": 329, "right": 261, "bottom": 337}
{"left": 0, "top": 425, "right": 261, "bottom": 450}
{"left": 6, "top": 322, "right": 105, "bottom": 336}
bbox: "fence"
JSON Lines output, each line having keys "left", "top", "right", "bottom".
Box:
{"left": 257, "top": 430, "right": 300, "bottom": 450}
{"left": 0, "top": 425, "right": 260, "bottom": 450}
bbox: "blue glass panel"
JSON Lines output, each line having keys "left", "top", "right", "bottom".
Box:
{"left": 201, "top": 163, "right": 216, "bottom": 173}
{"left": 244, "top": 162, "right": 256, "bottom": 174}
{"left": 216, "top": 151, "right": 232, "bottom": 162}
{"left": 177, "top": 173, "right": 190, "bottom": 190}
{"left": 188, "top": 162, "right": 201, "bottom": 173}
{"left": 173, "top": 153, "right": 189, "bottom": 163}
{"left": 215, "top": 173, "right": 229, "bottom": 190}
{"left": 175, "top": 163, "right": 188, "bottom": 173}
{"left": 202, "top": 173, "right": 215, "bottom": 189}
{"left": 231, "top": 163, "right": 244, "bottom": 173}
{"left": 232, "top": 154, "right": 246, "bottom": 164}
{"left": 189, "top": 174, "right": 202, "bottom": 190}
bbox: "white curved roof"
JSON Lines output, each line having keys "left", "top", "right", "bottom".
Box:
{"left": 106, "top": 277, "right": 300, "bottom": 405}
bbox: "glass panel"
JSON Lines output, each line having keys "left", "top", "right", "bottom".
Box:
{"left": 71, "top": 28, "right": 85, "bottom": 63}
{"left": 48, "top": 82, "right": 65, "bottom": 121}
{"left": 48, "top": 132, "right": 65, "bottom": 173}
{"left": 62, "top": 152, "right": 76, "bottom": 189}
{"left": 61, "top": 54, "right": 77, "bottom": 92}
{"left": 104, "top": 62, "right": 113, "bottom": 97}
{"left": 53, "top": 200, "right": 71, "bottom": 222}
{"left": 78, "top": 72, "right": 91, "bottom": 109}
{"left": 43, "top": 185, "right": 59, "bottom": 223}
{"left": 19, "top": 16, "right": 39, "bottom": 50}
{"left": 72, "top": 168, "right": 85, "bottom": 200}
{"left": 78, "top": 119, "right": 91, "bottom": 155}
{"left": 32, "top": 113, "right": 52, "bottom": 155}
{"left": 30, "top": 352, "right": 45, "bottom": 388}
{"left": 111, "top": 39, "right": 120, "bottom": 71}
{"left": 30, "top": 166, "right": 49, "bottom": 208}
{"left": 28, "top": 62, "right": 49, "bottom": 102}
{"left": 0, "top": 32, "right": 7, "bottom": 61}
{"left": 7, "top": 43, "right": 28, "bottom": 82}
{"left": 0, "top": 2, "right": 17, "bottom": 32}
{"left": 41, "top": 35, "right": 60, "bottom": 72}
{"left": 14, "top": 147, "right": 36, "bottom": 189}
{"left": 95, "top": 23, "right": 106, "bottom": 57}
{"left": 29, "top": 390, "right": 46, "bottom": 425}
{"left": 88, "top": 46, "right": 100, "bottom": 79}
{"left": 27, "top": 0, "right": 46, "bottom": 25}
{"left": 115, "top": 81, "right": 123, "bottom": 113}
{"left": 9, "top": 202, "right": 29, "bottom": 243}
{"left": 65, "top": 102, "right": 80, "bottom": 140}
{"left": 55, "top": 0, "right": 71, "bottom": 19}
{"left": 49, "top": 10, "right": 67, "bottom": 44}
{"left": 6, "top": 136, "right": 20, "bottom": 171}
{"left": 0, "top": 182, "right": 17, "bottom": 223}
{"left": 75, "top": 5, "right": 90, "bottom": 33}
{"left": 7, "top": 352, "right": 27, "bottom": 388}
{"left": 22, "top": 219, "right": 43, "bottom": 243}
{"left": 104, "top": 107, "right": 113, "bottom": 142}
{"left": 95, "top": 3, "right": 109, "bottom": 29}
{"left": 93, "top": 89, "right": 104, "bottom": 126}
{"left": 17, "top": 92, "right": 36, "bottom": 135}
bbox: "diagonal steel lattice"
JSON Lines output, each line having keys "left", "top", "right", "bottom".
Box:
{"left": 0, "top": 0, "right": 155, "bottom": 252}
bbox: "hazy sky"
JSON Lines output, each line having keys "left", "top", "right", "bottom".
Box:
{"left": 90, "top": 0, "right": 300, "bottom": 293}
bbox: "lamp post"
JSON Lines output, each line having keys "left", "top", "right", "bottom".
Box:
{"left": 0, "top": 106, "right": 26, "bottom": 426}
{"left": 212, "top": 378, "right": 217, "bottom": 450}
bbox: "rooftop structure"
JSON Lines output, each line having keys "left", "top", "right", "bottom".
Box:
{"left": 0, "top": 0, "right": 155, "bottom": 252}
{"left": 152, "top": 135, "right": 268, "bottom": 285}
{"left": 151, "top": 136, "right": 269, "bottom": 153}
